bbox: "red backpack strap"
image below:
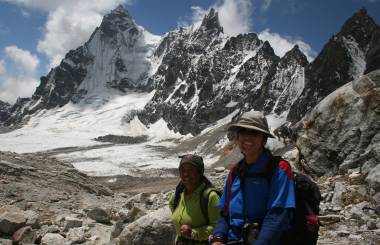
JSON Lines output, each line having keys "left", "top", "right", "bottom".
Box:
{"left": 278, "top": 160, "right": 292, "bottom": 179}
{"left": 223, "top": 163, "right": 238, "bottom": 216}
{"left": 267, "top": 155, "right": 292, "bottom": 180}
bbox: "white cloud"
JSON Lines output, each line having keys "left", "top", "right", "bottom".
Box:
{"left": 0, "top": 46, "right": 40, "bottom": 104}
{"left": 215, "top": 0, "right": 253, "bottom": 36}
{"left": 2, "top": 0, "right": 130, "bottom": 69}
{"left": 190, "top": 6, "right": 209, "bottom": 24}
{"left": 4, "top": 46, "right": 39, "bottom": 75}
{"left": 258, "top": 29, "right": 316, "bottom": 62}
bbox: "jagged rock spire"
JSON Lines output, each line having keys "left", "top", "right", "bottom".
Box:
{"left": 281, "top": 45, "right": 309, "bottom": 67}
{"left": 340, "top": 8, "right": 378, "bottom": 48}
{"left": 200, "top": 8, "right": 223, "bottom": 33}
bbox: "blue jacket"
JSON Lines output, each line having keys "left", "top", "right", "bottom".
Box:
{"left": 213, "top": 150, "right": 295, "bottom": 244}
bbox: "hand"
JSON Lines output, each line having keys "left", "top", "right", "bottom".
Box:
{"left": 180, "top": 224, "right": 192, "bottom": 238}
{"left": 209, "top": 235, "right": 225, "bottom": 245}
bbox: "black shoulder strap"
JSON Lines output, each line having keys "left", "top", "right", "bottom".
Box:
{"left": 265, "top": 155, "right": 282, "bottom": 181}
{"left": 200, "top": 186, "right": 220, "bottom": 224}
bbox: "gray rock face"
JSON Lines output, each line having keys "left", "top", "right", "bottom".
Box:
{"left": 296, "top": 70, "right": 380, "bottom": 183}
{"left": 288, "top": 8, "right": 380, "bottom": 123}
{"left": 365, "top": 27, "right": 380, "bottom": 74}
{"left": 0, "top": 100, "right": 11, "bottom": 122}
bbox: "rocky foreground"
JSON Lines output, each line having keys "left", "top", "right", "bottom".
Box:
{"left": 0, "top": 151, "right": 379, "bottom": 245}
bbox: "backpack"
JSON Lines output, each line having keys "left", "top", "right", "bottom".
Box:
{"left": 172, "top": 183, "right": 222, "bottom": 224}
{"left": 224, "top": 155, "right": 321, "bottom": 245}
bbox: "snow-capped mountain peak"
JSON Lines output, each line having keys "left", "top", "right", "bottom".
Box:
{"left": 19, "top": 5, "right": 161, "bottom": 115}
{"left": 99, "top": 4, "right": 137, "bottom": 38}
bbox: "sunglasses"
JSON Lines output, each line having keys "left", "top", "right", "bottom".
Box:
{"left": 237, "top": 128, "right": 262, "bottom": 136}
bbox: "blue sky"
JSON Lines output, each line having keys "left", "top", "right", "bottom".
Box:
{"left": 0, "top": 0, "right": 379, "bottom": 104}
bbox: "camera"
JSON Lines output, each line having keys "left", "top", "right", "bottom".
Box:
{"left": 242, "top": 222, "right": 260, "bottom": 244}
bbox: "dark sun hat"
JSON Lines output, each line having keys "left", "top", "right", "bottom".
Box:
{"left": 228, "top": 111, "right": 275, "bottom": 138}
{"left": 179, "top": 154, "right": 205, "bottom": 174}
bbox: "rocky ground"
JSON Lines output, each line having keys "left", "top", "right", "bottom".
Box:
{"left": 0, "top": 150, "right": 379, "bottom": 245}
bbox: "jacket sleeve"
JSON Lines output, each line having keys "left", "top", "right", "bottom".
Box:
{"left": 254, "top": 208, "right": 292, "bottom": 245}
{"left": 212, "top": 215, "right": 229, "bottom": 239}
{"left": 191, "top": 191, "right": 221, "bottom": 241}
{"left": 212, "top": 173, "right": 231, "bottom": 239}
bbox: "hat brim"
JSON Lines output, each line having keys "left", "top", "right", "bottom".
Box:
{"left": 228, "top": 124, "right": 275, "bottom": 138}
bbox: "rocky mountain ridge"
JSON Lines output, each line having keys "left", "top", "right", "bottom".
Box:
{"left": 137, "top": 9, "right": 309, "bottom": 134}
{"left": 2, "top": 7, "right": 379, "bottom": 138}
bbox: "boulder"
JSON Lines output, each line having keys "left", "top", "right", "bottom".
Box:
{"left": 12, "top": 226, "right": 37, "bottom": 244}
{"left": 86, "top": 207, "right": 111, "bottom": 224}
{"left": 63, "top": 217, "right": 83, "bottom": 231}
{"left": 0, "top": 238, "right": 12, "bottom": 245}
{"left": 331, "top": 182, "right": 346, "bottom": 207}
{"left": 65, "top": 227, "right": 86, "bottom": 244}
{"left": 124, "top": 193, "right": 154, "bottom": 210}
{"left": 125, "top": 206, "right": 146, "bottom": 223}
{"left": 40, "top": 233, "right": 65, "bottom": 245}
{"left": 0, "top": 210, "right": 27, "bottom": 235}
{"left": 117, "top": 206, "right": 175, "bottom": 245}
{"left": 24, "top": 210, "right": 40, "bottom": 229}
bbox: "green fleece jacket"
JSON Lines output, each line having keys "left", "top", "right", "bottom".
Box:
{"left": 169, "top": 183, "right": 220, "bottom": 244}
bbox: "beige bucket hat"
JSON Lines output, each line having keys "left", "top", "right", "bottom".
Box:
{"left": 228, "top": 111, "right": 275, "bottom": 138}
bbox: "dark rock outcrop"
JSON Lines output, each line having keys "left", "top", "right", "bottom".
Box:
{"left": 288, "top": 8, "right": 380, "bottom": 123}
{"left": 0, "top": 100, "right": 11, "bottom": 123}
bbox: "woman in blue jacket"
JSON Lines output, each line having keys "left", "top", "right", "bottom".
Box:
{"left": 210, "top": 111, "right": 295, "bottom": 245}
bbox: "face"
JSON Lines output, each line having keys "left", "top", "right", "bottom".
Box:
{"left": 237, "top": 128, "right": 265, "bottom": 157}
{"left": 179, "top": 163, "right": 201, "bottom": 188}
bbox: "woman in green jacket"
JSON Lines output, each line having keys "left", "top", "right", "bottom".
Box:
{"left": 169, "top": 154, "right": 220, "bottom": 245}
